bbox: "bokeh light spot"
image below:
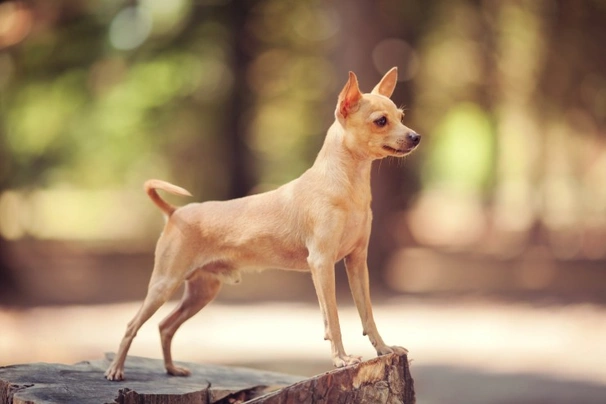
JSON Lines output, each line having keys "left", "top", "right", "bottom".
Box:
{"left": 109, "top": 6, "right": 152, "bottom": 51}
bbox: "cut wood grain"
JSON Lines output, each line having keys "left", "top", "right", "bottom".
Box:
{"left": 0, "top": 353, "right": 303, "bottom": 404}
{"left": 0, "top": 352, "right": 415, "bottom": 404}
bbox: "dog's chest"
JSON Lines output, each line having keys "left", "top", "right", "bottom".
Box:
{"left": 338, "top": 208, "right": 371, "bottom": 256}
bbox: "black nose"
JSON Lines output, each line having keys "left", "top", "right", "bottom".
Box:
{"left": 407, "top": 131, "right": 421, "bottom": 145}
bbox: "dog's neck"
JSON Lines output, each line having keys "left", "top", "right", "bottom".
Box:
{"left": 311, "top": 121, "right": 372, "bottom": 206}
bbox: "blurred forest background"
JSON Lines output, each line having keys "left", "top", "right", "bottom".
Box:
{"left": 1, "top": 0, "right": 606, "bottom": 403}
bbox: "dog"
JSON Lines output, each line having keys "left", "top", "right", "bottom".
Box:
{"left": 105, "top": 67, "right": 420, "bottom": 381}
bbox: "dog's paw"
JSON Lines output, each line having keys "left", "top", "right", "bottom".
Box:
{"left": 333, "top": 354, "right": 362, "bottom": 368}
{"left": 104, "top": 366, "right": 124, "bottom": 381}
{"left": 166, "top": 364, "right": 191, "bottom": 377}
{"left": 376, "top": 344, "right": 409, "bottom": 356}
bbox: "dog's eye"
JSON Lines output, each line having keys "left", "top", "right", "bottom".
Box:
{"left": 374, "top": 116, "right": 387, "bottom": 127}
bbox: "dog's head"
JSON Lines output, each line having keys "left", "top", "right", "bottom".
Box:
{"left": 335, "top": 67, "right": 420, "bottom": 160}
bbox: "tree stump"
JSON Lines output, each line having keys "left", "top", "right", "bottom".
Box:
{"left": 247, "top": 352, "right": 415, "bottom": 404}
{"left": 0, "top": 353, "right": 415, "bottom": 404}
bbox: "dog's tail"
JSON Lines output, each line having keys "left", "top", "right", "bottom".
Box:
{"left": 144, "top": 179, "right": 192, "bottom": 216}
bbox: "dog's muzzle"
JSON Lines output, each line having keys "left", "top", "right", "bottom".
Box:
{"left": 384, "top": 131, "right": 421, "bottom": 155}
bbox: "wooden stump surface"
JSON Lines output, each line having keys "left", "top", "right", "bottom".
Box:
{"left": 0, "top": 353, "right": 415, "bottom": 404}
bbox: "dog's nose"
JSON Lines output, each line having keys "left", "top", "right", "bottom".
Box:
{"left": 406, "top": 131, "right": 421, "bottom": 146}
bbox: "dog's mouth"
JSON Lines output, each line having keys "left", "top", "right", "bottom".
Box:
{"left": 382, "top": 145, "right": 413, "bottom": 155}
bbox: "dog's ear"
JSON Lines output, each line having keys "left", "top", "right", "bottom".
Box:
{"left": 337, "top": 71, "right": 363, "bottom": 119}
{"left": 371, "top": 67, "right": 398, "bottom": 98}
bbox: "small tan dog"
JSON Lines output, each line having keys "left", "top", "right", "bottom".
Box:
{"left": 105, "top": 67, "right": 420, "bottom": 381}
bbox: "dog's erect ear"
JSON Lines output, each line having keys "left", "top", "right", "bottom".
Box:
{"left": 337, "top": 71, "right": 363, "bottom": 119}
{"left": 371, "top": 67, "right": 398, "bottom": 98}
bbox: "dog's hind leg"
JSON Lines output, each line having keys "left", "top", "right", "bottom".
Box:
{"left": 104, "top": 274, "right": 182, "bottom": 380}
{"left": 105, "top": 237, "right": 191, "bottom": 381}
{"left": 159, "top": 271, "right": 222, "bottom": 376}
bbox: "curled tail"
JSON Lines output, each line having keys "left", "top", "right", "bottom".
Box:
{"left": 144, "top": 179, "right": 192, "bottom": 216}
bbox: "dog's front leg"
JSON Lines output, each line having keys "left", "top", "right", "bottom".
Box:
{"left": 345, "top": 247, "right": 408, "bottom": 357}
{"left": 307, "top": 249, "right": 362, "bottom": 367}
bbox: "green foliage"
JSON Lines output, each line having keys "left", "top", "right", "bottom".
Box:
{"left": 422, "top": 103, "right": 495, "bottom": 193}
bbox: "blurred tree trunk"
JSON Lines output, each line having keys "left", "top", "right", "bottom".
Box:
{"left": 0, "top": 111, "right": 18, "bottom": 301}
{"left": 225, "top": 0, "right": 258, "bottom": 198}
{"left": 0, "top": 237, "right": 18, "bottom": 302}
{"left": 491, "top": 1, "right": 548, "bottom": 248}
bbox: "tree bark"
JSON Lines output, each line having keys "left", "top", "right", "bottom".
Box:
{"left": 248, "top": 352, "right": 415, "bottom": 404}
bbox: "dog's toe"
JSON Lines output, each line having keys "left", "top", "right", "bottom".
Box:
{"left": 104, "top": 367, "right": 124, "bottom": 381}
{"left": 392, "top": 345, "right": 409, "bottom": 355}
{"left": 376, "top": 345, "right": 408, "bottom": 356}
{"left": 333, "top": 354, "right": 362, "bottom": 368}
{"left": 166, "top": 365, "right": 191, "bottom": 377}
